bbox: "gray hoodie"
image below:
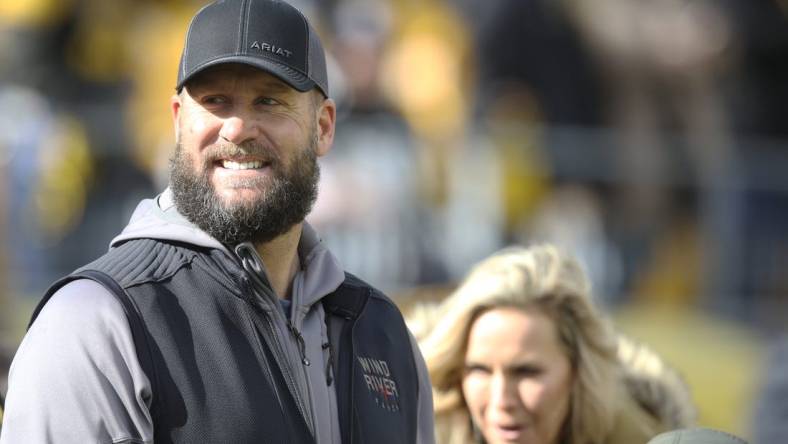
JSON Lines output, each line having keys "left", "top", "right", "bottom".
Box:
{"left": 0, "top": 189, "right": 435, "bottom": 444}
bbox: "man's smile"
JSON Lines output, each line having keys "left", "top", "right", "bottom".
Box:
{"left": 209, "top": 154, "right": 276, "bottom": 181}
{"left": 220, "top": 159, "right": 265, "bottom": 170}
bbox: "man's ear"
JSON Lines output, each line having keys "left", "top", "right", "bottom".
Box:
{"left": 315, "top": 96, "right": 336, "bottom": 157}
{"left": 171, "top": 92, "right": 182, "bottom": 142}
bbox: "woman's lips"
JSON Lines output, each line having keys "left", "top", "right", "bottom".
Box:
{"left": 491, "top": 423, "right": 526, "bottom": 442}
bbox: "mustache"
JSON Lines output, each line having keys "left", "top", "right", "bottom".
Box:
{"left": 203, "top": 142, "right": 281, "bottom": 165}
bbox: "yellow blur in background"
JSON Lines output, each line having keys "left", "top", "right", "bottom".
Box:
{"left": 615, "top": 302, "right": 764, "bottom": 438}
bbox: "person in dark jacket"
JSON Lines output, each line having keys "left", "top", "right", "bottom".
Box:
{"left": 752, "top": 335, "right": 788, "bottom": 444}
{"left": 0, "top": 1, "right": 434, "bottom": 443}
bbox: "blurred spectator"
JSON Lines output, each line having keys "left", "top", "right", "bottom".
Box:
{"left": 727, "top": 0, "right": 788, "bottom": 138}
{"left": 0, "top": 0, "right": 160, "bottom": 294}
{"left": 310, "top": 114, "right": 448, "bottom": 290}
{"left": 525, "top": 184, "right": 623, "bottom": 306}
{"left": 752, "top": 335, "right": 788, "bottom": 444}
{"left": 0, "top": 86, "right": 91, "bottom": 293}
{"left": 329, "top": 0, "right": 393, "bottom": 114}
{"left": 453, "top": 0, "right": 603, "bottom": 126}
{"left": 731, "top": 0, "right": 788, "bottom": 327}
{"left": 564, "top": 0, "right": 741, "bottom": 308}
{"left": 310, "top": 0, "right": 452, "bottom": 290}
{"left": 0, "top": 0, "right": 78, "bottom": 95}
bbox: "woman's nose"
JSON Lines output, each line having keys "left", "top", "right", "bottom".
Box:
{"left": 488, "top": 373, "right": 518, "bottom": 410}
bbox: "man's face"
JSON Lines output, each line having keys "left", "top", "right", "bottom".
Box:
{"left": 168, "top": 63, "right": 334, "bottom": 246}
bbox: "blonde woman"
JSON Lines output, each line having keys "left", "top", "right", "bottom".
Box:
{"left": 411, "top": 245, "right": 695, "bottom": 444}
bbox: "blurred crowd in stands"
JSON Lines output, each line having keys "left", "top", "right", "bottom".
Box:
{"left": 0, "top": 0, "right": 787, "bottom": 440}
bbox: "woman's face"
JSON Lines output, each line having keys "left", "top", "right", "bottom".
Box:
{"left": 461, "top": 307, "right": 573, "bottom": 444}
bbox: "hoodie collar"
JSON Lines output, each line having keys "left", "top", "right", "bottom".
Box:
{"left": 112, "top": 188, "right": 346, "bottom": 308}
{"left": 293, "top": 223, "right": 346, "bottom": 309}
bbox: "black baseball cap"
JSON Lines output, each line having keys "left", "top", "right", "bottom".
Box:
{"left": 176, "top": 0, "right": 329, "bottom": 97}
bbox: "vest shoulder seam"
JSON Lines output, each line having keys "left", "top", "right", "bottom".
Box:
{"left": 79, "top": 238, "right": 197, "bottom": 289}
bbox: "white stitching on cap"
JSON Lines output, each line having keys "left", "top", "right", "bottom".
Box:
{"left": 298, "top": 7, "right": 309, "bottom": 74}
{"left": 237, "top": 0, "right": 246, "bottom": 54}
{"left": 244, "top": 0, "right": 253, "bottom": 53}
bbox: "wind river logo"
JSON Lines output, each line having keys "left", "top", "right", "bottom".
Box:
{"left": 357, "top": 356, "right": 400, "bottom": 412}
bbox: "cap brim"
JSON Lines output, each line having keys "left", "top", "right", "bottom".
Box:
{"left": 176, "top": 55, "right": 316, "bottom": 93}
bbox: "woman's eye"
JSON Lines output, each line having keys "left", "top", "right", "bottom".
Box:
{"left": 512, "top": 366, "right": 542, "bottom": 377}
{"left": 464, "top": 364, "right": 491, "bottom": 375}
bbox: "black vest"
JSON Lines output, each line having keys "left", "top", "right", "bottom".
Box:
{"left": 31, "top": 239, "right": 419, "bottom": 443}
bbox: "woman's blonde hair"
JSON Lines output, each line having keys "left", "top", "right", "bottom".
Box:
{"left": 418, "top": 244, "right": 623, "bottom": 444}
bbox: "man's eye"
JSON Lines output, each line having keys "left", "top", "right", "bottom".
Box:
{"left": 256, "top": 97, "right": 280, "bottom": 106}
{"left": 201, "top": 96, "right": 228, "bottom": 106}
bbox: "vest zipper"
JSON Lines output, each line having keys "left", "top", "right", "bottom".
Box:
{"left": 241, "top": 284, "right": 286, "bottom": 414}
{"left": 234, "top": 243, "right": 316, "bottom": 436}
{"left": 322, "top": 341, "right": 333, "bottom": 386}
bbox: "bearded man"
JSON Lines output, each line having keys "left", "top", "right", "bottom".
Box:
{"left": 0, "top": 1, "right": 434, "bottom": 443}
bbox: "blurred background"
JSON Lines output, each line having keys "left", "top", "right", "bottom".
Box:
{"left": 0, "top": 0, "right": 786, "bottom": 440}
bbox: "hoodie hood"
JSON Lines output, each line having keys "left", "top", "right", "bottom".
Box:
{"left": 111, "top": 188, "right": 346, "bottom": 309}
{"left": 111, "top": 188, "right": 226, "bottom": 252}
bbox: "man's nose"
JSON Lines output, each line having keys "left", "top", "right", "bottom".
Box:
{"left": 218, "top": 114, "right": 260, "bottom": 144}
{"left": 488, "top": 373, "right": 518, "bottom": 411}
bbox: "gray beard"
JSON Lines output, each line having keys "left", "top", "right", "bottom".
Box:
{"left": 168, "top": 140, "right": 320, "bottom": 246}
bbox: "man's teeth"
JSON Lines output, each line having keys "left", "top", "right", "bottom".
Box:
{"left": 221, "top": 160, "right": 263, "bottom": 170}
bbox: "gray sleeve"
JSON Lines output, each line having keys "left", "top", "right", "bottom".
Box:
{"left": 0, "top": 279, "right": 154, "bottom": 444}
{"left": 409, "top": 330, "right": 436, "bottom": 444}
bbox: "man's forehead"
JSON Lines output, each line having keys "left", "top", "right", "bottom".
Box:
{"left": 185, "top": 63, "right": 295, "bottom": 92}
